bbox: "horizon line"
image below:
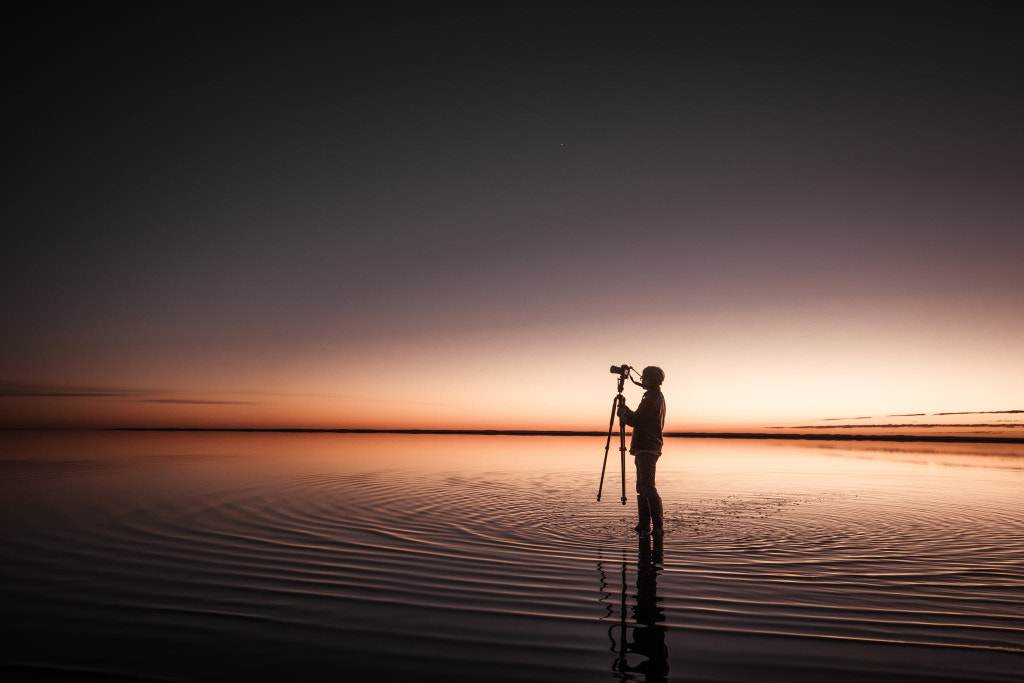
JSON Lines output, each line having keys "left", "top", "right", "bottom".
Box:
{"left": 4, "top": 426, "right": 1018, "bottom": 444}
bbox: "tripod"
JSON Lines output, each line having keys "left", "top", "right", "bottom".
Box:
{"left": 598, "top": 373, "right": 628, "bottom": 505}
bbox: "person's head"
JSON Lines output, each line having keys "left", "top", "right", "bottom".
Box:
{"left": 641, "top": 366, "right": 665, "bottom": 389}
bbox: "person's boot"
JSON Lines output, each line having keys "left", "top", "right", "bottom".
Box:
{"left": 648, "top": 494, "right": 664, "bottom": 536}
{"left": 634, "top": 496, "right": 651, "bottom": 534}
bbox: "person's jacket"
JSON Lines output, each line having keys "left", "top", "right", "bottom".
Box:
{"left": 620, "top": 389, "right": 665, "bottom": 454}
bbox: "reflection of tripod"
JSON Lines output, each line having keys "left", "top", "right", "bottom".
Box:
{"left": 598, "top": 373, "right": 628, "bottom": 505}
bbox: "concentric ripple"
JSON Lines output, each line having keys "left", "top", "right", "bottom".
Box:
{"left": 1, "top": 432, "right": 1022, "bottom": 682}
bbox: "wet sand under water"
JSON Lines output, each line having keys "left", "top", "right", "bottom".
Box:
{"left": 1, "top": 431, "right": 1021, "bottom": 681}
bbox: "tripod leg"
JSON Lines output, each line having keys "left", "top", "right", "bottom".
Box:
{"left": 619, "top": 415, "right": 628, "bottom": 505}
{"left": 598, "top": 395, "right": 620, "bottom": 501}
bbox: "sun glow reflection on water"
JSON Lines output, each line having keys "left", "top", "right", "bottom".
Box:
{"left": 0, "top": 431, "right": 1022, "bottom": 682}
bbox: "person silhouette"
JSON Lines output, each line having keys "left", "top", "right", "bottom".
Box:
{"left": 617, "top": 366, "right": 666, "bottom": 535}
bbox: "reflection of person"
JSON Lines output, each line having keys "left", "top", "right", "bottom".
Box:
{"left": 630, "top": 533, "right": 668, "bottom": 681}
{"left": 605, "top": 534, "right": 669, "bottom": 680}
{"left": 617, "top": 366, "right": 666, "bottom": 535}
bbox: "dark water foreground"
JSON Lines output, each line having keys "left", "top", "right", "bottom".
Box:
{"left": 1, "top": 431, "right": 1021, "bottom": 682}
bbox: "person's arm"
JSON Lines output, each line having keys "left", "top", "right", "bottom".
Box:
{"left": 618, "top": 401, "right": 636, "bottom": 426}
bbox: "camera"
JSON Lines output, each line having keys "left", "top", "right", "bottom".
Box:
{"left": 609, "top": 364, "right": 631, "bottom": 376}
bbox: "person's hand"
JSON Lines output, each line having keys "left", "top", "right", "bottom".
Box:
{"left": 617, "top": 404, "right": 628, "bottom": 418}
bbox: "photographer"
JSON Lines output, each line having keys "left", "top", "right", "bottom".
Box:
{"left": 617, "top": 366, "right": 666, "bottom": 536}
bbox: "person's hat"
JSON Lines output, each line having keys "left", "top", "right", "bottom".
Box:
{"left": 641, "top": 366, "right": 665, "bottom": 386}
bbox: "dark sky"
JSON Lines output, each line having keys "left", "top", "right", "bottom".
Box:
{"left": 3, "top": 2, "right": 1023, "bottom": 428}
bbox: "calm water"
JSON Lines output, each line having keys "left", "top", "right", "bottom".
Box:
{"left": 1, "top": 431, "right": 1021, "bottom": 682}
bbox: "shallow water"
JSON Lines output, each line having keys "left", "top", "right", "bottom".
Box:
{"left": 1, "top": 431, "right": 1021, "bottom": 681}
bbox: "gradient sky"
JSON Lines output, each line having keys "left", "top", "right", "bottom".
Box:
{"left": 3, "top": 3, "right": 1023, "bottom": 432}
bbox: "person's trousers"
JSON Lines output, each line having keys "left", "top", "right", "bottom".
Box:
{"left": 634, "top": 451, "right": 663, "bottom": 530}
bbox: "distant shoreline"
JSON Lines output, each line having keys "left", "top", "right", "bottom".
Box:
{"left": 78, "top": 427, "right": 1024, "bottom": 444}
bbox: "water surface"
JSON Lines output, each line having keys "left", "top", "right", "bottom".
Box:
{"left": 1, "top": 431, "right": 1021, "bottom": 681}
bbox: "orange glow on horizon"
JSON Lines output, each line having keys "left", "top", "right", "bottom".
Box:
{"left": 3, "top": 297, "right": 1022, "bottom": 437}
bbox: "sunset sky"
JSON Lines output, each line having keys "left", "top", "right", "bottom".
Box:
{"left": 4, "top": 3, "right": 1022, "bottom": 433}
